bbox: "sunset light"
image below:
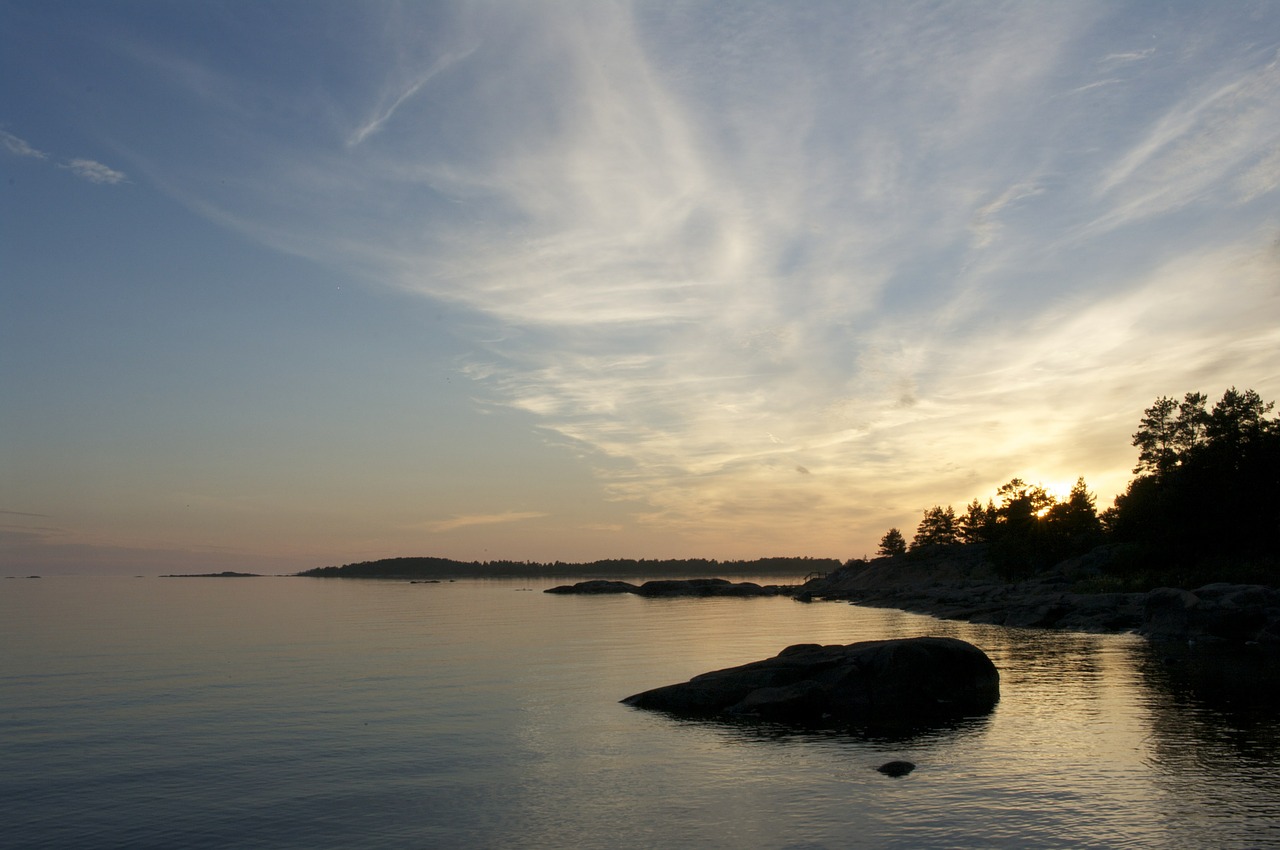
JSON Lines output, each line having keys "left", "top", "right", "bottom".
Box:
{"left": 3, "top": 2, "right": 1278, "bottom": 575}
{"left": 3, "top": 7, "right": 1280, "bottom": 844}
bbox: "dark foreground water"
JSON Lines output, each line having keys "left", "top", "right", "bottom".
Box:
{"left": 2, "top": 576, "right": 1278, "bottom": 849}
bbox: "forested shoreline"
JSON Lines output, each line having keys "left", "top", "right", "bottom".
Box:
{"left": 878, "top": 387, "right": 1279, "bottom": 589}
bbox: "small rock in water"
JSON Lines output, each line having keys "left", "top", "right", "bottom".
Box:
{"left": 876, "top": 760, "right": 915, "bottom": 777}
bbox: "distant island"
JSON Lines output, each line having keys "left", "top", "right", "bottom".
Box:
{"left": 162, "top": 571, "right": 262, "bottom": 578}
{"left": 298, "top": 556, "right": 839, "bottom": 581}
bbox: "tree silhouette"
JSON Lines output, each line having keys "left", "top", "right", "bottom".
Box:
{"left": 1109, "top": 387, "right": 1279, "bottom": 584}
{"left": 877, "top": 527, "right": 907, "bottom": 557}
{"left": 1133, "top": 392, "right": 1209, "bottom": 476}
{"left": 911, "top": 505, "right": 958, "bottom": 550}
{"left": 957, "top": 498, "right": 995, "bottom": 544}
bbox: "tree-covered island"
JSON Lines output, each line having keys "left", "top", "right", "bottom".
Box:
{"left": 298, "top": 556, "right": 840, "bottom": 581}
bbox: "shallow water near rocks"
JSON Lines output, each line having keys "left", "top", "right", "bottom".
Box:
{"left": 2, "top": 576, "right": 1278, "bottom": 849}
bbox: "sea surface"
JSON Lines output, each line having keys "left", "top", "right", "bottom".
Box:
{"left": 2, "top": 575, "right": 1278, "bottom": 849}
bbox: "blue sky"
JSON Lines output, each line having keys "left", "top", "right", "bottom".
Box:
{"left": 3, "top": 1, "right": 1278, "bottom": 575}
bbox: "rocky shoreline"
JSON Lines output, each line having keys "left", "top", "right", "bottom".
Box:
{"left": 799, "top": 548, "right": 1280, "bottom": 650}
{"left": 546, "top": 550, "right": 1280, "bottom": 650}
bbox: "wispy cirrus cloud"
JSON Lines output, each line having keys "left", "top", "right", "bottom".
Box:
{"left": 348, "top": 46, "right": 478, "bottom": 148}
{"left": 101, "top": 2, "right": 1280, "bottom": 553}
{"left": 1090, "top": 49, "right": 1280, "bottom": 229}
{"left": 1099, "top": 47, "right": 1155, "bottom": 68}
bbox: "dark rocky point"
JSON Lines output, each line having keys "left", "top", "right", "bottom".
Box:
{"left": 621, "top": 636, "right": 999, "bottom": 728}
{"left": 545, "top": 578, "right": 795, "bottom": 598}
{"left": 798, "top": 550, "right": 1280, "bottom": 648}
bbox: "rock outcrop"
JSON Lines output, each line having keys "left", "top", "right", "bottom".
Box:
{"left": 800, "top": 551, "right": 1280, "bottom": 649}
{"left": 621, "top": 636, "right": 999, "bottom": 728}
{"left": 1141, "top": 583, "right": 1280, "bottom": 647}
{"left": 801, "top": 547, "right": 1145, "bottom": 633}
{"left": 545, "top": 578, "right": 795, "bottom": 598}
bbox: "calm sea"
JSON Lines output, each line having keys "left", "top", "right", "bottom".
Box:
{"left": 2, "top": 576, "right": 1278, "bottom": 849}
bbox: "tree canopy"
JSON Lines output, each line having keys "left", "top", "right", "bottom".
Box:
{"left": 1107, "top": 387, "right": 1279, "bottom": 584}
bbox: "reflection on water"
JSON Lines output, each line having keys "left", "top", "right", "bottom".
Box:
{"left": 2, "top": 577, "right": 1278, "bottom": 849}
{"left": 685, "top": 710, "right": 996, "bottom": 748}
{"left": 1128, "top": 641, "right": 1280, "bottom": 845}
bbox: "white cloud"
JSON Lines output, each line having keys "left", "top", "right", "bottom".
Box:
{"left": 1, "top": 129, "right": 48, "bottom": 159}
{"left": 61, "top": 158, "right": 128, "bottom": 184}
{"left": 3, "top": 128, "right": 129, "bottom": 186}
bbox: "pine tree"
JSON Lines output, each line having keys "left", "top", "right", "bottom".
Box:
{"left": 877, "top": 527, "right": 907, "bottom": 557}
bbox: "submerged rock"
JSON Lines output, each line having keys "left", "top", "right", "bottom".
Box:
{"left": 621, "top": 636, "right": 999, "bottom": 728}
{"left": 877, "top": 760, "right": 916, "bottom": 777}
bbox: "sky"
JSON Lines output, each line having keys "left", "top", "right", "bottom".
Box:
{"left": 2, "top": 1, "right": 1278, "bottom": 575}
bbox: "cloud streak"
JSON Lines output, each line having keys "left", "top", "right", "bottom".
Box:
{"left": 423, "top": 511, "right": 549, "bottom": 534}
{"left": 348, "top": 46, "right": 478, "bottom": 148}
{"left": 1, "top": 129, "right": 47, "bottom": 158}
{"left": 61, "top": 158, "right": 129, "bottom": 184}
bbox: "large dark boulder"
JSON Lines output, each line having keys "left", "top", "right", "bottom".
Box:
{"left": 621, "top": 636, "right": 999, "bottom": 727}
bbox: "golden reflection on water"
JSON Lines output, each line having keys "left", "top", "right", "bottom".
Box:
{"left": 4, "top": 576, "right": 1279, "bottom": 849}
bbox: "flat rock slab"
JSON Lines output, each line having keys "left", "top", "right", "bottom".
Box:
{"left": 622, "top": 636, "right": 999, "bottom": 728}
{"left": 545, "top": 578, "right": 794, "bottom": 598}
